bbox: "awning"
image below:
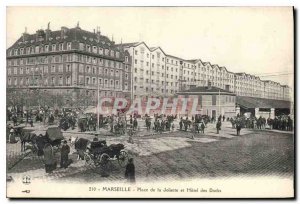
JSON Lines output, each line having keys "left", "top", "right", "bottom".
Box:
{"left": 237, "top": 96, "right": 291, "bottom": 109}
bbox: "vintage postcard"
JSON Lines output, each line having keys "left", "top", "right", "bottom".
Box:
{"left": 6, "top": 6, "right": 294, "bottom": 198}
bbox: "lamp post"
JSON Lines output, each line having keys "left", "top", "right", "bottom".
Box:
{"left": 97, "top": 80, "right": 100, "bottom": 132}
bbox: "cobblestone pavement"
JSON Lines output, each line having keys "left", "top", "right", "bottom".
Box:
{"left": 7, "top": 121, "right": 294, "bottom": 183}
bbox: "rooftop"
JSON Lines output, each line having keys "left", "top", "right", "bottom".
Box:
{"left": 177, "top": 86, "right": 235, "bottom": 95}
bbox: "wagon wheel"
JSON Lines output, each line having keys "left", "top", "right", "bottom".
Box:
{"left": 118, "top": 150, "right": 129, "bottom": 167}
{"left": 84, "top": 154, "right": 94, "bottom": 168}
{"left": 92, "top": 153, "right": 111, "bottom": 176}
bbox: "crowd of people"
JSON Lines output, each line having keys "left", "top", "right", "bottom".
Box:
{"left": 229, "top": 114, "right": 293, "bottom": 132}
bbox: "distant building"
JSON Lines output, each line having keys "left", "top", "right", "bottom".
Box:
{"left": 117, "top": 41, "right": 291, "bottom": 101}
{"left": 176, "top": 83, "right": 237, "bottom": 118}
{"left": 6, "top": 24, "right": 132, "bottom": 106}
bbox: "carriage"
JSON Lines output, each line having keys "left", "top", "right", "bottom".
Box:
{"left": 75, "top": 138, "right": 129, "bottom": 173}
{"left": 20, "top": 126, "right": 64, "bottom": 155}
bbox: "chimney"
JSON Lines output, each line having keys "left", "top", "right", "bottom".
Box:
{"left": 61, "top": 26, "right": 68, "bottom": 38}
{"left": 45, "top": 22, "right": 51, "bottom": 41}
{"left": 22, "top": 27, "right": 29, "bottom": 42}
{"left": 96, "top": 26, "right": 101, "bottom": 41}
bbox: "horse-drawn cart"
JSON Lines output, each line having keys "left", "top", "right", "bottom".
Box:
{"left": 20, "top": 126, "right": 64, "bottom": 155}
{"left": 75, "top": 138, "right": 129, "bottom": 173}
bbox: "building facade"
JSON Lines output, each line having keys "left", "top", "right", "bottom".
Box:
{"left": 6, "top": 25, "right": 132, "bottom": 107}
{"left": 118, "top": 41, "right": 291, "bottom": 102}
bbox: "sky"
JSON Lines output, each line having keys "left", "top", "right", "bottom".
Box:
{"left": 6, "top": 7, "right": 294, "bottom": 86}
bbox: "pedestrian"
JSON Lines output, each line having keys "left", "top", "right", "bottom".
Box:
{"left": 133, "top": 118, "right": 138, "bottom": 131}
{"left": 216, "top": 120, "right": 221, "bottom": 134}
{"left": 179, "top": 119, "right": 183, "bottom": 131}
{"left": 43, "top": 143, "right": 57, "bottom": 174}
{"left": 9, "top": 128, "right": 17, "bottom": 144}
{"left": 125, "top": 158, "right": 135, "bottom": 183}
{"left": 201, "top": 122, "right": 205, "bottom": 134}
{"left": 171, "top": 123, "right": 175, "bottom": 132}
{"left": 236, "top": 120, "right": 242, "bottom": 136}
{"left": 60, "top": 140, "right": 71, "bottom": 168}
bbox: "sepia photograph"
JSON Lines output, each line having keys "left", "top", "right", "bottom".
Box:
{"left": 5, "top": 6, "right": 294, "bottom": 198}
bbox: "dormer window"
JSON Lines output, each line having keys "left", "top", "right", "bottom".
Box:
{"left": 92, "top": 46, "right": 97, "bottom": 53}
{"left": 67, "top": 42, "right": 71, "bottom": 50}
{"left": 99, "top": 47, "right": 103, "bottom": 55}
{"left": 51, "top": 44, "right": 56, "bottom": 51}
{"left": 45, "top": 45, "right": 49, "bottom": 52}
{"left": 59, "top": 43, "right": 63, "bottom": 51}
{"left": 86, "top": 45, "right": 91, "bottom": 52}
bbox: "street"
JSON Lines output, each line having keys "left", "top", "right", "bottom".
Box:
{"left": 7, "top": 121, "right": 294, "bottom": 183}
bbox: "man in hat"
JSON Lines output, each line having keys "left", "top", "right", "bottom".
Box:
{"left": 9, "top": 128, "right": 17, "bottom": 143}
{"left": 60, "top": 140, "right": 70, "bottom": 168}
{"left": 125, "top": 158, "right": 135, "bottom": 183}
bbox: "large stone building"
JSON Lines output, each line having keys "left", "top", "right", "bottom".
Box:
{"left": 6, "top": 24, "right": 132, "bottom": 107}
{"left": 117, "top": 41, "right": 292, "bottom": 102}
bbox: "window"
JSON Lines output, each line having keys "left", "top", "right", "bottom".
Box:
{"left": 51, "top": 44, "right": 56, "bottom": 51}
{"left": 67, "top": 42, "right": 71, "bottom": 50}
{"left": 92, "top": 46, "right": 97, "bottom": 53}
{"left": 66, "top": 76, "right": 71, "bottom": 85}
{"left": 44, "top": 66, "right": 48, "bottom": 73}
{"left": 66, "top": 64, "right": 71, "bottom": 72}
{"left": 20, "top": 67, "right": 24, "bottom": 74}
{"left": 8, "top": 78, "right": 11, "bottom": 85}
{"left": 99, "top": 78, "right": 103, "bottom": 86}
{"left": 86, "top": 45, "right": 91, "bottom": 52}
{"left": 116, "top": 70, "right": 119, "bottom": 77}
{"left": 8, "top": 68, "right": 11, "bottom": 75}
{"left": 115, "top": 80, "right": 119, "bottom": 88}
{"left": 125, "top": 56, "right": 128, "bottom": 62}
{"left": 20, "top": 48, "right": 24, "bottom": 55}
{"left": 110, "top": 69, "right": 114, "bottom": 76}
{"left": 45, "top": 45, "right": 49, "bottom": 52}
{"left": 135, "top": 50, "right": 138, "bottom": 55}
{"left": 212, "top": 95, "right": 216, "bottom": 105}
{"left": 99, "top": 48, "right": 103, "bottom": 55}
{"left": 125, "top": 73, "right": 128, "bottom": 79}
{"left": 86, "top": 77, "right": 90, "bottom": 85}
{"left": 51, "top": 65, "right": 56, "bottom": 73}
{"left": 59, "top": 43, "right": 64, "bottom": 51}
{"left": 14, "top": 68, "right": 17, "bottom": 75}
